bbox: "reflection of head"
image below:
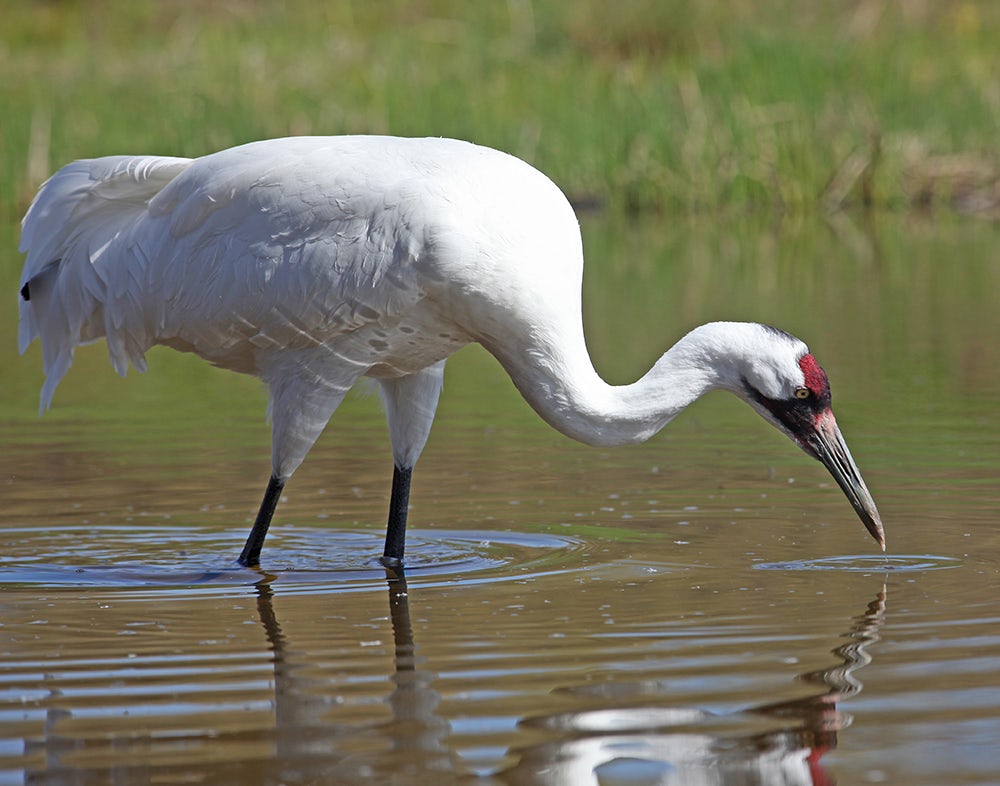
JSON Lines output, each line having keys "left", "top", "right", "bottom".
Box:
{"left": 501, "top": 585, "right": 887, "bottom": 786}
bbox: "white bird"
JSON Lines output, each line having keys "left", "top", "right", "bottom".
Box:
{"left": 18, "top": 136, "right": 884, "bottom": 566}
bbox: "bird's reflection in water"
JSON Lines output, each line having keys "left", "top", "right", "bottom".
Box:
{"left": 503, "top": 586, "right": 888, "bottom": 786}
{"left": 383, "top": 566, "right": 453, "bottom": 772}
{"left": 253, "top": 568, "right": 454, "bottom": 782}
{"left": 747, "top": 587, "right": 887, "bottom": 772}
{"left": 253, "top": 577, "right": 885, "bottom": 785}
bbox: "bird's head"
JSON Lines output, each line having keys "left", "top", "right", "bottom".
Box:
{"left": 725, "top": 323, "right": 884, "bottom": 549}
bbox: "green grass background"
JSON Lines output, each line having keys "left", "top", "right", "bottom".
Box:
{"left": 2, "top": 0, "right": 999, "bottom": 226}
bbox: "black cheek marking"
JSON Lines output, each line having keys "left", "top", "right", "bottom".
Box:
{"left": 20, "top": 283, "right": 30, "bottom": 301}
{"left": 743, "top": 378, "right": 823, "bottom": 437}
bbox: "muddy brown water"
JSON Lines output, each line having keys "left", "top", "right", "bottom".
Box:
{"left": 1, "top": 213, "right": 998, "bottom": 784}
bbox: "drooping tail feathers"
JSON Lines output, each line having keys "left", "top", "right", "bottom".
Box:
{"left": 18, "top": 155, "right": 191, "bottom": 413}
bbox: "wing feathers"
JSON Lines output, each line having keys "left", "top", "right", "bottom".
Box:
{"left": 18, "top": 138, "right": 455, "bottom": 411}
{"left": 19, "top": 155, "right": 191, "bottom": 409}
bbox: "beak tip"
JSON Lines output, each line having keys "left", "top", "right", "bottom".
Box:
{"left": 869, "top": 516, "right": 886, "bottom": 552}
{"left": 865, "top": 512, "right": 886, "bottom": 551}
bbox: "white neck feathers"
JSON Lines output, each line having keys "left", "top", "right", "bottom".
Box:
{"left": 488, "top": 322, "right": 790, "bottom": 448}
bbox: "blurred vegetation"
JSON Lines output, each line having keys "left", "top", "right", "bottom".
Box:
{"left": 2, "top": 0, "right": 1000, "bottom": 228}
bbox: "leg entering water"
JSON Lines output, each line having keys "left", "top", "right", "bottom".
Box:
{"left": 381, "top": 465, "right": 412, "bottom": 567}
{"left": 377, "top": 362, "right": 444, "bottom": 567}
{"left": 239, "top": 475, "right": 286, "bottom": 567}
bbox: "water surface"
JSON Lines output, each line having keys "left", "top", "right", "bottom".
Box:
{"left": 1, "top": 213, "right": 998, "bottom": 784}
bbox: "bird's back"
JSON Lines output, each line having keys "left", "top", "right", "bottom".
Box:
{"left": 19, "top": 136, "right": 586, "bottom": 409}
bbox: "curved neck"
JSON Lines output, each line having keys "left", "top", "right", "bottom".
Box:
{"left": 486, "top": 323, "right": 740, "bottom": 448}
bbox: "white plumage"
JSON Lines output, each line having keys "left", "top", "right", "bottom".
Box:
{"left": 19, "top": 136, "right": 884, "bottom": 565}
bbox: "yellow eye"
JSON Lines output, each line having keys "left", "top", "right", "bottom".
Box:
{"left": 794, "top": 387, "right": 810, "bottom": 399}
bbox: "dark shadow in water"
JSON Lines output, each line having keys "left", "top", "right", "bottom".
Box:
{"left": 248, "top": 572, "right": 886, "bottom": 785}
{"left": 501, "top": 586, "right": 888, "bottom": 786}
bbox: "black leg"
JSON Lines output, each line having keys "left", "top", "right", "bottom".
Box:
{"left": 381, "top": 465, "right": 412, "bottom": 567}
{"left": 239, "top": 475, "right": 285, "bottom": 567}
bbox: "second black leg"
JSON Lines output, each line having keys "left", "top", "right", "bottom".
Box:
{"left": 381, "top": 465, "right": 412, "bottom": 567}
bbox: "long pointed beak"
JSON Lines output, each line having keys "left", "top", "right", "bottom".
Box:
{"left": 806, "top": 411, "right": 885, "bottom": 550}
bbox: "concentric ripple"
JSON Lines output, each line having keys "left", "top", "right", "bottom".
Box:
{"left": 0, "top": 523, "right": 584, "bottom": 594}
{"left": 753, "top": 554, "right": 962, "bottom": 572}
